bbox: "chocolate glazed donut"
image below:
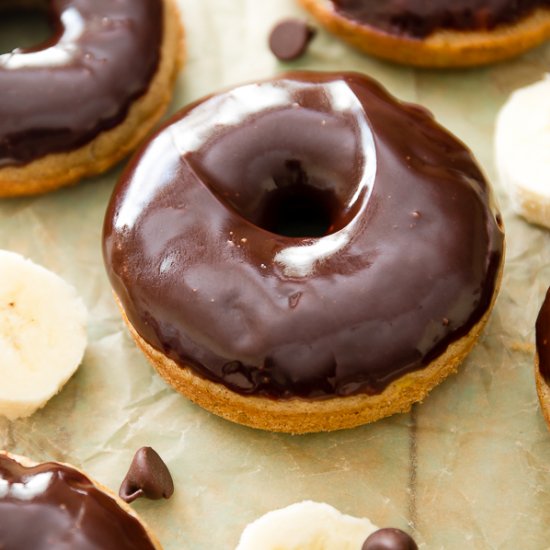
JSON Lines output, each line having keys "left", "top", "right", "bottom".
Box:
{"left": 0, "top": 453, "right": 161, "bottom": 549}
{"left": 332, "top": 0, "right": 550, "bottom": 37}
{"left": 104, "top": 72, "right": 505, "bottom": 433}
{"left": 0, "top": 0, "right": 183, "bottom": 197}
{"left": 298, "top": 0, "right": 550, "bottom": 67}
{"left": 535, "top": 288, "right": 550, "bottom": 428}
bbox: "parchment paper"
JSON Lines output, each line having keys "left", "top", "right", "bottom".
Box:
{"left": 1, "top": 2, "right": 550, "bottom": 548}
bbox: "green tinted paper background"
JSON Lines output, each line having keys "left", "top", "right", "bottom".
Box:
{"left": 1, "top": 1, "right": 550, "bottom": 548}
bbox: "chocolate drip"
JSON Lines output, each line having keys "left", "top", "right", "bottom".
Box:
{"left": 0, "top": 454, "right": 156, "bottom": 549}
{"left": 103, "top": 72, "right": 504, "bottom": 400}
{"left": 0, "top": 0, "right": 163, "bottom": 166}
{"left": 332, "top": 0, "right": 550, "bottom": 38}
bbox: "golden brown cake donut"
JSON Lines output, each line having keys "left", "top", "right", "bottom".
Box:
{"left": 297, "top": 0, "right": 550, "bottom": 67}
{"left": 0, "top": 0, "right": 183, "bottom": 197}
{"left": 103, "top": 72, "right": 505, "bottom": 434}
{"left": 0, "top": 451, "right": 162, "bottom": 549}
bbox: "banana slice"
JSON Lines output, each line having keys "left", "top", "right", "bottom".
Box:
{"left": 0, "top": 250, "right": 87, "bottom": 420}
{"left": 495, "top": 75, "right": 550, "bottom": 228}
{"left": 235, "top": 501, "right": 378, "bottom": 550}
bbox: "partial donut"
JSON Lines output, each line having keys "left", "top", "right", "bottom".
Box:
{"left": 536, "top": 287, "right": 550, "bottom": 427}
{"left": 103, "top": 72, "right": 505, "bottom": 433}
{"left": 0, "top": 451, "right": 162, "bottom": 549}
{"left": 297, "top": 0, "right": 550, "bottom": 67}
{"left": 0, "top": 0, "right": 183, "bottom": 197}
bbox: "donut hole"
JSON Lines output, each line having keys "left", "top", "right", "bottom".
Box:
{"left": 0, "top": 7, "right": 54, "bottom": 55}
{"left": 259, "top": 183, "right": 335, "bottom": 238}
{"left": 191, "top": 99, "right": 368, "bottom": 239}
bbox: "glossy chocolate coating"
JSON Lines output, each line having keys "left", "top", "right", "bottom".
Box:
{"left": 0, "top": 454, "right": 156, "bottom": 549}
{"left": 332, "top": 0, "right": 550, "bottom": 38}
{"left": 103, "top": 72, "right": 504, "bottom": 400}
{"left": 536, "top": 287, "right": 550, "bottom": 382}
{"left": 0, "top": 0, "right": 162, "bottom": 166}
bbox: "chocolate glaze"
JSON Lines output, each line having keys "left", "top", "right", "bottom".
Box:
{"left": 0, "top": 0, "right": 163, "bottom": 166}
{"left": 536, "top": 288, "right": 550, "bottom": 382}
{"left": 332, "top": 0, "right": 550, "bottom": 38}
{"left": 0, "top": 454, "right": 156, "bottom": 549}
{"left": 103, "top": 72, "right": 504, "bottom": 400}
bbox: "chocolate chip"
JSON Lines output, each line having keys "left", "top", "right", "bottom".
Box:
{"left": 269, "top": 19, "right": 316, "bottom": 61}
{"left": 119, "top": 447, "right": 174, "bottom": 504}
{"left": 362, "top": 528, "right": 418, "bottom": 550}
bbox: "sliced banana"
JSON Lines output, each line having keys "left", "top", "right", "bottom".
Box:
{"left": 235, "top": 501, "right": 378, "bottom": 550}
{"left": 0, "top": 250, "right": 87, "bottom": 420}
{"left": 495, "top": 75, "right": 550, "bottom": 228}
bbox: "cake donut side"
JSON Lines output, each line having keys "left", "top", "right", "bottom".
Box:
{"left": 0, "top": 451, "right": 162, "bottom": 549}
{"left": 104, "top": 72, "right": 505, "bottom": 433}
{"left": 0, "top": 0, "right": 183, "bottom": 197}
{"left": 297, "top": 0, "right": 550, "bottom": 67}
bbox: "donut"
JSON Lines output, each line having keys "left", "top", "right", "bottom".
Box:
{"left": 0, "top": 0, "right": 183, "bottom": 198}
{"left": 103, "top": 71, "right": 505, "bottom": 434}
{"left": 297, "top": 0, "right": 550, "bottom": 67}
{"left": 535, "top": 288, "right": 550, "bottom": 427}
{"left": 0, "top": 451, "right": 162, "bottom": 549}
{"left": 496, "top": 75, "right": 550, "bottom": 229}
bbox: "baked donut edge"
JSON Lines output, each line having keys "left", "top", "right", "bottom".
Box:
{"left": 114, "top": 253, "right": 505, "bottom": 434}
{"left": 535, "top": 364, "right": 550, "bottom": 429}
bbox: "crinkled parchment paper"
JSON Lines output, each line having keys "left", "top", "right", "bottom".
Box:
{"left": 1, "top": 2, "right": 550, "bottom": 548}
